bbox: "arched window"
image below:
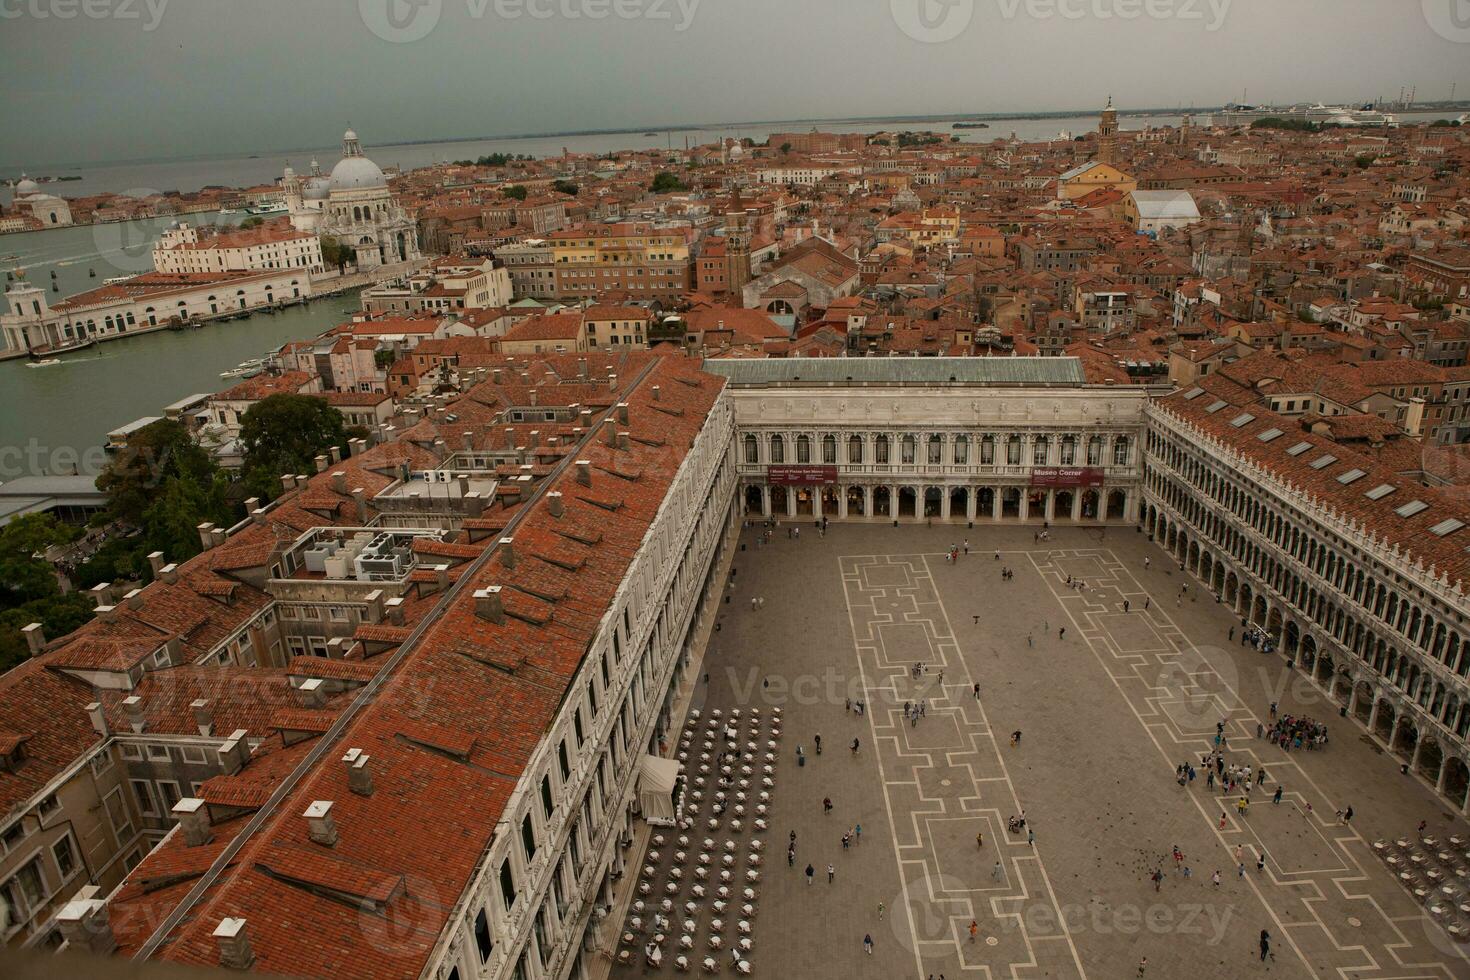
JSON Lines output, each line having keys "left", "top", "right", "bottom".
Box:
{"left": 823, "top": 435, "right": 837, "bottom": 464}
{"left": 770, "top": 434, "right": 785, "bottom": 464}
{"left": 953, "top": 435, "right": 968, "bottom": 465}
{"left": 1087, "top": 435, "right": 1103, "bottom": 465}
{"left": 875, "top": 435, "right": 890, "bottom": 464}
{"left": 1033, "top": 436, "right": 1049, "bottom": 466}
{"left": 1007, "top": 436, "right": 1022, "bottom": 466}
{"left": 1060, "top": 436, "right": 1076, "bottom": 465}
{"left": 1113, "top": 436, "right": 1131, "bottom": 466}
{"left": 927, "top": 434, "right": 943, "bottom": 465}
{"left": 981, "top": 435, "right": 994, "bottom": 465}
{"left": 743, "top": 434, "right": 758, "bottom": 464}
{"left": 796, "top": 435, "right": 811, "bottom": 464}
{"left": 848, "top": 435, "right": 863, "bottom": 464}
{"left": 901, "top": 435, "right": 916, "bottom": 465}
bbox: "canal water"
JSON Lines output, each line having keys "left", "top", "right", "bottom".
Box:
{"left": 1, "top": 216, "right": 357, "bottom": 478}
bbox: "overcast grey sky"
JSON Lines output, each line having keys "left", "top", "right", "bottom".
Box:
{"left": 1, "top": 0, "right": 1466, "bottom": 168}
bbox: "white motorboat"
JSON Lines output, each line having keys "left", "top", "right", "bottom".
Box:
{"left": 27, "top": 358, "right": 61, "bottom": 368}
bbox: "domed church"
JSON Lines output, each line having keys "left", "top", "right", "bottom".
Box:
{"left": 284, "top": 129, "right": 420, "bottom": 270}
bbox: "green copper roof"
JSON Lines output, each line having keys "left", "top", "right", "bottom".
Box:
{"left": 702, "top": 357, "right": 1086, "bottom": 386}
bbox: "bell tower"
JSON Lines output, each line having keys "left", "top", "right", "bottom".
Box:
{"left": 724, "top": 187, "right": 752, "bottom": 302}
{"left": 1098, "top": 96, "right": 1119, "bottom": 165}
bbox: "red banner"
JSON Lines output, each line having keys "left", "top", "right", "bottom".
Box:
{"left": 1030, "top": 467, "right": 1104, "bottom": 489}
{"left": 767, "top": 465, "right": 838, "bottom": 486}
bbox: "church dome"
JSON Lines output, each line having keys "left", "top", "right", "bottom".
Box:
{"left": 303, "top": 176, "right": 331, "bottom": 201}
{"left": 14, "top": 175, "right": 39, "bottom": 196}
{"left": 329, "top": 155, "right": 386, "bottom": 192}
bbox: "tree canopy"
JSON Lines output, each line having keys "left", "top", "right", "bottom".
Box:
{"left": 649, "top": 172, "right": 688, "bottom": 193}
{"left": 0, "top": 515, "right": 91, "bottom": 675}
{"left": 240, "top": 394, "right": 349, "bottom": 501}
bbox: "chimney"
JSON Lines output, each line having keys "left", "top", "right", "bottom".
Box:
{"left": 123, "top": 588, "right": 144, "bottom": 611}
{"left": 216, "top": 733, "right": 244, "bottom": 776}
{"left": 280, "top": 474, "right": 296, "bottom": 493}
{"left": 303, "top": 800, "right": 338, "bottom": 846}
{"left": 578, "top": 357, "right": 588, "bottom": 379}
{"left": 499, "top": 537, "right": 516, "bottom": 569}
{"left": 493, "top": 367, "right": 503, "bottom": 384}
{"left": 173, "top": 797, "right": 213, "bottom": 846}
{"left": 575, "top": 459, "right": 592, "bottom": 486}
{"left": 314, "top": 454, "right": 329, "bottom": 473}
{"left": 191, "top": 698, "right": 213, "bottom": 736}
{"left": 121, "top": 696, "right": 145, "bottom": 733}
{"left": 21, "top": 622, "right": 44, "bottom": 656}
{"left": 652, "top": 385, "right": 661, "bottom": 401}
{"left": 463, "top": 491, "right": 486, "bottom": 517}
{"left": 147, "top": 551, "right": 166, "bottom": 576}
{"left": 618, "top": 432, "right": 630, "bottom": 450}
{"left": 579, "top": 408, "right": 593, "bottom": 428}
{"left": 329, "top": 445, "right": 342, "bottom": 465}
{"left": 547, "top": 491, "right": 564, "bottom": 518}
{"left": 96, "top": 604, "right": 117, "bottom": 623}
{"left": 608, "top": 372, "right": 618, "bottom": 389}
{"left": 199, "top": 521, "right": 218, "bottom": 549}
{"left": 352, "top": 487, "right": 367, "bottom": 515}
{"left": 331, "top": 471, "right": 347, "bottom": 494}
{"left": 160, "top": 563, "right": 179, "bottom": 585}
{"left": 462, "top": 430, "right": 474, "bottom": 451}
{"left": 435, "top": 564, "right": 451, "bottom": 592}
{"left": 385, "top": 597, "right": 405, "bottom": 625}
{"left": 529, "top": 429, "right": 540, "bottom": 447}
{"left": 89, "top": 582, "right": 112, "bottom": 608}
{"left": 603, "top": 418, "right": 617, "bottom": 447}
{"left": 616, "top": 402, "right": 629, "bottom": 424}
{"left": 475, "top": 587, "right": 505, "bottom": 625}
{"left": 363, "top": 589, "right": 384, "bottom": 625}
{"left": 213, "top": 918, "right": 256, "bottom": 970}
{"left": 56, "top": 896, "right": 116, "bottom": 956}
{"left": 343, "top": 748, "right": 374, "bottom": 796}
{"left": 84, "top": 702, "right": 107, "bottom": 737}
{"left": 243, "top": 497, "right": 260, "bottom": 517}
{"left": 295, "top": 677, "right": 326, "bottom": 708}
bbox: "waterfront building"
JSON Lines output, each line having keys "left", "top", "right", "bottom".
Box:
{"left": 152, "top": 221, "right": 324, "bottom": 277}
{"left": 1, "top": 270, "right": 308, "bottom": 356}
{"left": 285, "top": 130, "right": 422, "bottom": 271}
{"left": 9, "top": 175, "right": 73, "bottom": 228}
{"left": 360, "top": 256, "right": 513, "bottom": 315}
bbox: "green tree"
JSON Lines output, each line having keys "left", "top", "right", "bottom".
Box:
{"left": 780, "top": 142, "right": 792, "bottom": 156}
{"left": 240, "top": 394, "right": 349, "bottom": 501}
{"left": 320, "top": 235, "right": 353, "bottom": 272}
{"left": 95, "top": 419, "right": 219, "bottom": 527}
{"left": 1355, "top": 154, "right": 1377, "bottom": 169}
{"left": 553, "top": 179, "right": 579, "bottom": 196}
{"left": 503, "top": 185, "right": 529, "bottom": 201}
{"left": 649, "top": 172, "right": 688, "bottom": 194}
{"left": 0, "top": 515, "right": 90, "bottom": 674}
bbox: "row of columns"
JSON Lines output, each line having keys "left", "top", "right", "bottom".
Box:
{"left": 750, "top": 483, "right": 1133, "bottom": 522}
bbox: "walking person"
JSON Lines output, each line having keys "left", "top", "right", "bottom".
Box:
{"left": 969, "top": 920, "right": 978, "bottom": 943}
{"left": 976, "top": 831, "right": 984, "bottom": 849}
{"left": 863, "top": 934, "right": 873, "bottom": 955}
{"left": 993, "top": 859, "right": 1003, "bottom": 880}
{"left": 877, "top": 902, "right": 885, "bottom": 920}
{"left": 805, "top": 863, "right": 814, "bottom": 886}
{"left": 827, "top": 863, "right": 834, "bottom": 884}
{"left": 1259, "top": 929, "right": 1271, "bottom": 962}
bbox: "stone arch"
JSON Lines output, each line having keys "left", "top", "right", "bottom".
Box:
{"left": 1417, "top": 735, "right": 1444, "bottom": 782}
{"left": 1373, "top": 698, "right": 1397, "bottom": 741}
{"left": 1391, "top": 713, "right": 1417, "bottom": 760}
{"left": 1354, "top": 682, "right": 1375, "bottom": 723}
{"left": 1442, "top": 757, "right": 1470, "bottom": 810}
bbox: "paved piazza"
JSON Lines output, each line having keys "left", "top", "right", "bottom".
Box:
{"left": 624, "top": 522, "right": 1470, "bottom": 979}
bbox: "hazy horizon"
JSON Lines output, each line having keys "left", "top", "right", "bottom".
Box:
{"left": 2, "top": 0, "right": 1467, "bottom": 170}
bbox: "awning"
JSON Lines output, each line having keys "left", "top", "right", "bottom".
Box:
{"left": 638, "top": 755, "right": 681, "bottom": 824}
